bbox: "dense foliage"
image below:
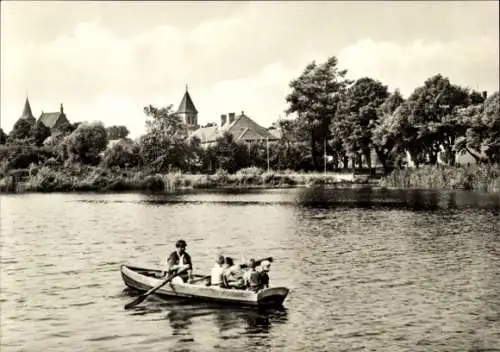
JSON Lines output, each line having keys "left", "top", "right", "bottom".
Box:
{"left": 106, "top": 125, "right": 130, "bottom": 140}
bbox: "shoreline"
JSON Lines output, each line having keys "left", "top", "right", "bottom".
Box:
{"left": 1, "top": 164, "right": 499, "bottom": 194}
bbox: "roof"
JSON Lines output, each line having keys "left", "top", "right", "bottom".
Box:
{"left": 177, "top": 89, "right": 198, "bottom": 114}
{"left": 189, "top": 112, "right": 279, "bottom": 144}
{"left": 39, "top": 112, "right": 65, "bottom": 129}
{"left": 21, "top": 97, "right": 35, "bottom": 120}
{"left": 189, "top": 125, "right": 219, "bottom": 144}
{"left": 222, "top": 113, "right": 278, "bottom": 141}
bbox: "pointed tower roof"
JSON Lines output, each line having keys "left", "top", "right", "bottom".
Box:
{"left": 177, "top": 86, "right": 198, "bottom": 114}
{"left": 21, "top": 97, "right": 35, "bottom": 119}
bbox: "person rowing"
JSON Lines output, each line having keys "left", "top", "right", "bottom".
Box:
{"left": 164, "top": 239, "right": 193, "bottom": 284}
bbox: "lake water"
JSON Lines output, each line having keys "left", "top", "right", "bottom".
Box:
{"left": 1, "top": 187, "right": 499, "bottom": 352}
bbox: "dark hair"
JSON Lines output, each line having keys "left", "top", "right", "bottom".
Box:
{"left": 225, "top": 257, "right": 234, "bottom": 266}
{"left": 176, "top": 240, "right": 187, "bottom": 248}
{"left": 249, "top": 258, "right": 257, "bottom": 269}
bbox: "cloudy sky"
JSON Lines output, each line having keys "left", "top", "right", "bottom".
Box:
{"left": 1, "top": 1, "right": 498, "bottom": 137}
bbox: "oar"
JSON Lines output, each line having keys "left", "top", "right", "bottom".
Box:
{"left": 191, "top": 256, "right": 274, "bottom": 285}
{"left": 124, "top": 267, "right": 189, "bottom": 309}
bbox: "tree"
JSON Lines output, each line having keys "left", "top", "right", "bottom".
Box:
{"left": 106, "top": 125, "right": 130, "bottom": 140}
{"left": 185, "top": 135, "right": 204, "bottom": 173}
{"left": 205, "top": 132, "right": 248, "bottom": 173}
{"left": 0, "top": 145, "right": 56, "bottom": 170}
{"left": 139, "top": 104, "right": 193, "bottom": 172}
{"left": 286, "top": 56, "right": 352, "bottom": 170}
{"left": 456, "top": 91, "right": 500, "bottom": 163}
{"left": 101, "top": 138, "right": 140, "bottom": 169}
{"left": 469, "top": 90, "right": 486, "bottom": 105}
{"left": 372, "top": 89, "right": 405, "bottom": 172}
{"left": 31, "top": 121, "right": 51, "bottom": 146}
{"left": 335, "top": 77, "right": 390, "bottom": 168}
{"left": 454, "top": 104, "right": 487, "bottom": 163}
{"left": 65, "top": 122, "right": 108, "bottom": 165}
{"left": 268, "top": 138, "right": 313, "bottom": 171}
{"left": 398, "top": 74, "right": 470, "bottom": 166}
{"left": 7, "top": 118, "right": 35, "bottom": 143}
{"left": 482, "top": 91, "right": 500, "bottom": 162}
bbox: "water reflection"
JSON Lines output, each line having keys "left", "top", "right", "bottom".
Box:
{"left": 72, "top": 187, "right": 500, "bottom": 212}
{"left": 296, "top": 187, "right": 500, "bottom": 211}
{"left": 160, "top": 300, "right": 288, "bottom": 334}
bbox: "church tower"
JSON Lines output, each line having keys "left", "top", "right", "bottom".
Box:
{"left": 176, "top": 85, "right": 198, "bottom": 132}
{"left": 21, "top": 97, "right": 36, "bottom": 122}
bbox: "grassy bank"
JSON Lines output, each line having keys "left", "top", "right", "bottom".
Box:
{"left": 379, "top": 164, "right": 500, "bottom": 193}
{"left": 2, "top": 164, "right": 498, "bottom": 194}
{"left": 0, "top": 165, "right": 370, "bottom": 193}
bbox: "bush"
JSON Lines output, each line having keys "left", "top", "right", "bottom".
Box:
{"left": 0, "top": 145, "right": 56, "bottom": 170}
{"left": 22, "top": 166, "right": 73, "bottom": 192}
{"left": 66, "top": 122, "right": 107, "bottom": 165}
{"left": 236, "top": 167, "right": 265, "bottom": 176}
{"left": 101, "top": 139, "right": 141, "bottom": 169}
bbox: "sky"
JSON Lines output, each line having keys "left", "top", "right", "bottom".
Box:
{"left": 1, "top": 1, "right": 499, "bottom": 138}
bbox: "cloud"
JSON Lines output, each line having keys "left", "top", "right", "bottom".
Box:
{"left": 1, "top": 5, "right": 498, "bottom": 139}
{"left": 0, "top": 18, "right": 304, "bottom": 136}
{"left": 337, "top": 37, "right": 499, "bottom": 97}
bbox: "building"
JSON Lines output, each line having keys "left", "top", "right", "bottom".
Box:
{"left": 13, "top": 97, "right": 70, "bottom": 135}
{"left": 38, "top": 103, "right": 71, "bottom": 135}
{"left": 176, "top": 86, "right": 199, "bottom": 136}
{"left": 20, "top": 97, "right": 36, "bottom": 123}
{"left": 176, "top": 86, "right": 279, "bottom": 147}
{"left": 189, "top": 111, "right": 279, "bottom": 148}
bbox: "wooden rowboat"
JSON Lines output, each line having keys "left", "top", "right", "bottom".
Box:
{"left": 121, "top": 264, "right": 289, "bottom": 308}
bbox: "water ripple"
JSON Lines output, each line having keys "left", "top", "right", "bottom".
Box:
{"left": 1, "top": 189, "right": 499, "bottom": 352}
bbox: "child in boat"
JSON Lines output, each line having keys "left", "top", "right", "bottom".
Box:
{"left": 243, "top": 259, "right": 261, "bottom": 292}
{"left": 222, "top": 257, "right": 245, "bottom": 289}
{"left": 258, "top": 260, "right": 271, "bottom": 289}
{"left": 210, "top": 255, "right": 225, "bottom": 287}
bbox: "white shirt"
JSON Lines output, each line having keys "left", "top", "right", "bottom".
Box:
{"left": 211, "top": 264, "right": 224, "bottom": 286}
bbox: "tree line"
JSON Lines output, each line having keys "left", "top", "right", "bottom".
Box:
{"left": 0, "top": 55, "right": 498, "bottom": 176}
{"left": 285, "top": 56, "right": 499, "bottom": 172}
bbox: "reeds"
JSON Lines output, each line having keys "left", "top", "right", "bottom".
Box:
{"left": 6, "top": 164, "right": 497, "bottom": 194}
{"left": 379, "top": 164, "right": 500, "bottom": 192}
{"left": 0, "top": 165, "right": 364, "bottom": 193}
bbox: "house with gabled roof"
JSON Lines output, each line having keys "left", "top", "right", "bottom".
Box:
{"left": 38, "top": 103, "right": 71, "bottom": 134}
{"left": 171, "top": 86, "right": 279, "bottom": 147}
{"left": 189, "top": 111, "right": 279, "bottom": 147}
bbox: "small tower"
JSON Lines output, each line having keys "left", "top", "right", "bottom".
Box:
{"left": 21, "top": 97, "right": 35, "bottom": 121}
{"left": 177, "top": 85, "right": 198, "bottom": 131}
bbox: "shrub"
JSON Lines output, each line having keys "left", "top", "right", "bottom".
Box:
{"left": 0, "top": 145, "right": 56, "bottom": 170}
{"left": 101, "top": 139, "right": 141, "bottom": 169}
{"left": 66, "top": 122, "right": 107, "bottom": 165}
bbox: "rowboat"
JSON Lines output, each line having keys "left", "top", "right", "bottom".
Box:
{"left": 121, "top": 264, "right": 289, "bottom": 308}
